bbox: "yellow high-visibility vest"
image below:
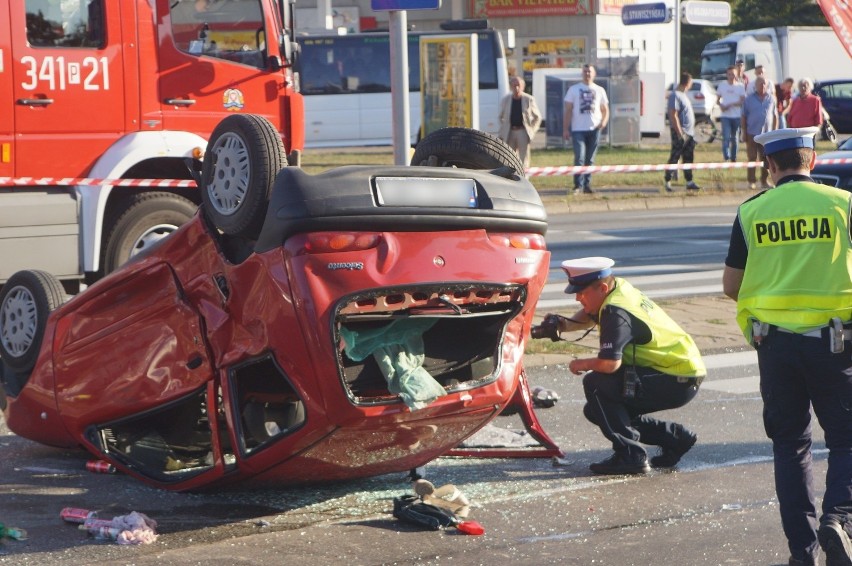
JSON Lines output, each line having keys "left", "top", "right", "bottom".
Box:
{"left": 736, "top": 181, "right": 852, "bottom": 338}
{"left": 603, "top": 278, "right": 706, "bottom": 377}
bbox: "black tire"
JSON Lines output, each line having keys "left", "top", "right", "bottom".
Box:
{"left": 410, "top": 127, "right": 525, "bottom": 173}
{"left": 0, "top": 270, "right": 66, "bottom": 375}
{"left": 103, "top": 192, "right": 198, "bottom": 274}
{"left": 693, "top": 117, "right": 717, "bottom": 144}
{"left": 200, "top": 114, "right": 286, "bottom": 239}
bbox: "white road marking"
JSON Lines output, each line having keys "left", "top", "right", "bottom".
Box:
{"left": 701, "top": 376, "right": 760, "bottom": 394}
{"left": 703, "top": 350, "right": 757, "bottom": 369}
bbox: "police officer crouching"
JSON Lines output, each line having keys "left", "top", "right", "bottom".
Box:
{"left": 535, "top": 257, "right": 706, "bottom": 475}
{"left": 723, "top": 127, "right": 852, "bottom": 566}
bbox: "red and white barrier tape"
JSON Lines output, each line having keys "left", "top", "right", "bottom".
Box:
{"left": 2, "top": 157, "right": 851, "bottom": 186}
{"left": 0, "top": 177, "right": 198, "bottom": 188}
{"left": 525, "top": 156, "right": 852, "bottom": 177}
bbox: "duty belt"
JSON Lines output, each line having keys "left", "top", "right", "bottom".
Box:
{"left": 776, "top": 326, "right": 852, "bottom": 340}
{"left": 752, "top": 317, "right": 852, "bottom": 353}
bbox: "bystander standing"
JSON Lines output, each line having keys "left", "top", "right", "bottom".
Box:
{"left": 746, "top": 64, "right": 774, "bottom": 96}
{"left": 735, "top": 59, "right": 749, "bottom": 90}
{"left": 718, "top": 66, "right": 746, "bottom": 163}
{"left": 741, "top": 77, "right": 777, "bottom": 190}
{"left": 498, "top": 76, "right": 542, "bottom": 171}
{"left": 776, "top": 77, "right": 795, "bottom": 128}
{"left": 787, "top": 78, "right": 824, "bottom": 129}
{"left": 664, "top": 72, "right": 701, "bottom": 193}
{"left": 563, "top": 65, "right": 609, "bottom": 195}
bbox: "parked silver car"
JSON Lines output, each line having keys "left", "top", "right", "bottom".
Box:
{"left": 665, "top": 79, "right": 720, "bottom": 143}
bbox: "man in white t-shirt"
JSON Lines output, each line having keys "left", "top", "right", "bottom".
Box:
{"left": 717, "top": 66, "right": 746, "bottom": 162}
{"left": 563, "top": 64, "right": 609, "bottom": 194}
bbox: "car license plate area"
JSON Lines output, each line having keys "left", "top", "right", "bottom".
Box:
{"left": 373, "top": 176, "right": 478, "bottom": 208}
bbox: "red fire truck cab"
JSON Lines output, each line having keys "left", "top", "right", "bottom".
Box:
{"left": 0, "top": 0, "right": 304, "bottom": 291}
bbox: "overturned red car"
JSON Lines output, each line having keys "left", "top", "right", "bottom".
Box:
{"left": 0, "top": 116, "right": 549, "bottom": 491}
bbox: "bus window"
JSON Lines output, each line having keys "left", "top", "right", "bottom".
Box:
{"left": 299, "top": 31, "right": 500, "bottom": 95}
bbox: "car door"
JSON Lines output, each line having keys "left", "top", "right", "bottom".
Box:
{"left": 53, "top": 262, "right": 215, "bottom": 429}
{"left": 10, "top": 0, "right": 126, "bottom": 177}
{"left": 156, "top": 0, "right": 287, "bottom": 137}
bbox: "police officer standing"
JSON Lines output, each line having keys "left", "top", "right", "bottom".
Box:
{"left": 538, "top": 257, "right": 705, "bottom": 475}
{"left": 723, "top": 127, "right": 852, "bottom": 566}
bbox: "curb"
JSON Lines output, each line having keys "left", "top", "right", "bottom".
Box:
{"left": 541, "top": 192, "right": 748, "bottom": 214}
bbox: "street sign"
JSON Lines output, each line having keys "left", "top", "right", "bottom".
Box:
{"left": 371, "top": 0, "right": 441, "bottom": 10}
{"left": 681, "top": 0, "right": 731, "bottom": 26}
{"left": 621, "top": 2, "right": 671, "bottom": 26}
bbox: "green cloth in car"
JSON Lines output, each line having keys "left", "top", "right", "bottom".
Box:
{"left": 340, "top": 319, "right": 446, "bottom": 410}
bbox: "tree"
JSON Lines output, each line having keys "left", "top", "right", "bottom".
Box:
{"left": 732, "top": 0, "right": 827, "bottom": 29}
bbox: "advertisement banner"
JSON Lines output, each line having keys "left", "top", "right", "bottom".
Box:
{"left": 817, "top": 0, "right": 852, "bottom": 59}
{"left": 599, "top": 0, "right": 638, "bottom": 15}
{"left": 471, "top": 0, "right": 594, "bottom": 18}
{"left": 521, "top": 37, "right": 586, "bottom": 84}
{"left": 420, "top": 35, "right": 479, "bottom": 136}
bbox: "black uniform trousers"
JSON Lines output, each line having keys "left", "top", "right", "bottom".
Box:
{"left": 756, "top": 328, "right": 852, "bottom": 562}
{"left": 582, "top": 365, "right": 699, "bottom": 459}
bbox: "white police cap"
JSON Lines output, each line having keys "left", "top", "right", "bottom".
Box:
{"left": 561, "top": 257, "right": 615, "bottom": 293}
{"left": 754, "top": 127, "right": 820, "bottom": 155}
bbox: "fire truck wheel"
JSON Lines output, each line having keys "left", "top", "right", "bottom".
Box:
{"left": 103, "top": 192, "right": 198, "bottom": 274}
{"left": 200, "top": 114, "right": 286, "bottom": 239}
{"left": 410, "top": 127, "right": 525, "bottom": 174}
{"left": 0, "top": 270, "right": 66, "bottom": 375}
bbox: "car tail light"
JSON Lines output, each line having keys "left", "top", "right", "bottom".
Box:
{"left": 488, "top": 233, "right": 546, "bottom": 250}
{"left": 304, "top": 232, "right": 381, "bottom": 253}
{"left": 694, "top": 93, "right": 705, "bottom": 100}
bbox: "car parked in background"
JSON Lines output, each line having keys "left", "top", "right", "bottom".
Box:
{"left": 814, "top": 79, "right": 852, "bottom": 134}
{"left": 811, "top": 136, "right": 852, "bottom": 191}
{"left": 665, "top": 79, "right": 720, "bottom": 143}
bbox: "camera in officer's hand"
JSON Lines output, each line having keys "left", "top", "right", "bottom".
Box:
{"left": 530, "top": 314, "right": 561, "bottom": 342}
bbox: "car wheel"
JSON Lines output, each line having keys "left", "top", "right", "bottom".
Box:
{"left": 103, "top": 192, "right": 198, "bottom": 274}
{"left": 410, "top": 127, "right": 526, "bottom": 173}
{"left": 693, "top": 117, "right": 717, "bottom": 144}
{"left": 0, "top": 270, "right": 66, "bottom": 375}
{"left": 200, "top": 114, "right": 286, "bottom": 239}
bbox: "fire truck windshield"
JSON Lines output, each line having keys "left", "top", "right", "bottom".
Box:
{"left": 170, "top": 0, "right": 268, "bottom": 69}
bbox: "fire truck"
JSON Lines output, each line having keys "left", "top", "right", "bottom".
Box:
{"left": 0, "top": 0, "right": 304, "bottom": 291}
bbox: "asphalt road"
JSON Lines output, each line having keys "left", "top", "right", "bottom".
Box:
{"left": 0, "top": 348, "right": 800, "bottom": 565}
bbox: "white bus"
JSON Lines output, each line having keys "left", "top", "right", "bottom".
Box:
{"left": 296, "top": 26, "right": 510, "bottom": 148}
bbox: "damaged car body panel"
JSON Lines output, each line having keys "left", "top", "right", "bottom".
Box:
{"left": 0, "top": 118, "right": 550, "bottom": 491}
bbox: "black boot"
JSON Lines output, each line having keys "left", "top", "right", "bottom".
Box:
{"left": 650, "top": 430, "right": 697, "bottom": 468}
{"left": 589, "top": 452, "right": 650, "bottom": 475}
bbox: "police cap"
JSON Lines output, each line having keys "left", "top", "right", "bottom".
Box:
{"left": 561, "top": 257, "right": 615, "bottom": 294}
{"left": 754, "top": 127, "right": 820, "bottom": 155}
